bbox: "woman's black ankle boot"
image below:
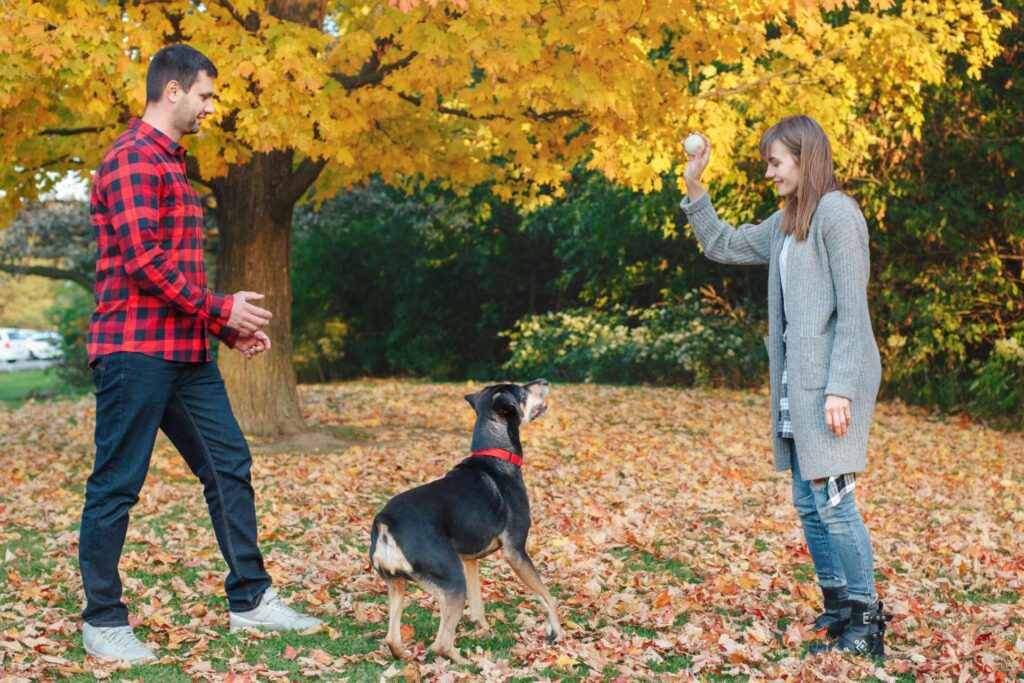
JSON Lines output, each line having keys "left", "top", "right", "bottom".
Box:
{"left": 813, "top": 599, "right": 892, "bottom": 657}
{"left": 813, "top": 585, "right": 851, "bottom": 638}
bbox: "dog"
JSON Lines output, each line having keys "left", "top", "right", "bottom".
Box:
{"left": 368, "top": 379, "right": 563, "bottom": 664}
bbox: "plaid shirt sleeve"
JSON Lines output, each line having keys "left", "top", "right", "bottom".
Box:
{"left": 106, "top": 148, "right": 234, "bottom": 327}
{"left": 208, "top": 318, "right": 241, "bottom": 349}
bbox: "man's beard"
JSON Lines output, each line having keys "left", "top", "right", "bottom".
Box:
{"left": 175, "top": 107, "right": 201, "bottom": 135}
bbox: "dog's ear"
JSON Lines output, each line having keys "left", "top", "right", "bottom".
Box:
{"left": 492, "top": 391, "right": 524, "bottom": 420}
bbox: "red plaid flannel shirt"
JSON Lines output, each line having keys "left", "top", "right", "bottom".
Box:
{"left": 87, "top": 119, "right": 237, "bottom": 363}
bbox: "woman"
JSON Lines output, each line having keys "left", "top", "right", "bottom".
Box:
{"left": 680, "top": 115, "right": 892, "bottom": 657}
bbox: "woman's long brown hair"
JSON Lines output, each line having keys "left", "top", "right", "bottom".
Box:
{"left": 758, "top": 115, "right": 842, "bottom": 241}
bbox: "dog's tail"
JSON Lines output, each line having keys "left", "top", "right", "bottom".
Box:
{"left": 370, "top": 513, "right": 413, "bottom": 578}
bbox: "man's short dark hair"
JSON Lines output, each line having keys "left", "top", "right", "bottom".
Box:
{"left": 146, "top": 44, "right": 218, "bottom": 103}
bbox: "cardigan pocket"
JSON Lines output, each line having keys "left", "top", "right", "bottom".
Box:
{"left": 798, "top": 334, "right": 830, "bottom": 390}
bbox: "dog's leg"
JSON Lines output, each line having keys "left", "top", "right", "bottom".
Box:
{"left": 421, "top": 581, "right": 469, "bottom": 666}
{"left": 383, "top": 577, "right": 408, "bottom": 659}
{"left": 502, "top": 547, "right": 564, "bottom": 643}
{"left": 463, "top": 558, "right": 490, "bottom": 631}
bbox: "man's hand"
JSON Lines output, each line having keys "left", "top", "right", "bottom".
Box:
{"left": 235, "top": 330, "right": 271, "bottom": 360}
{"left": 228, "top": 291, "right": 273, "bottom": 335}
{"left": 824, "top": 395, "right": 852, "bottom": 437}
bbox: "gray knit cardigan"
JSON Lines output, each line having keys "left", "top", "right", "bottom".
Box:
{"left": 681, "top": 190, "right": 881, "bottom": 480}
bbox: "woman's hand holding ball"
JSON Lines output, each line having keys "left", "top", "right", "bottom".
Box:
{"left": 683, "top": 132, "right": 711, "bottom": 200}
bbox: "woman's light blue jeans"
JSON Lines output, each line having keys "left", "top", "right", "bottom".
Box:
{"left": 791, "top": 445, "right": 878, "bottom": 604}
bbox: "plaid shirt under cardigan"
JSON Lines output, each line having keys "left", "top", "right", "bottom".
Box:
{"left": 87, "top": 119, "right": 237, "bottom": 364}
{"left": 779, "top": 363, "right": 855, "bottom": 507}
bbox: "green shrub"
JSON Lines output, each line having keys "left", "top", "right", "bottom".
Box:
{"left": 968, "top": 335, "right": 1024, "bottom": 429}
{"left": 502, "top": 289, "right": 766, "bottom": 388}
{"left": 46, "top": 283, "right": 93, "bottom": 389}
{"left": 293, "top": 319, "right": 348, "bottom": 383}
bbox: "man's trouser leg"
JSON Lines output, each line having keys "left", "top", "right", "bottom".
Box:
{"left": 80, "top": 353, "right": 175, "bottom": 626}
{"left": 159, "top": 360, "right": 272, "bottom": 612}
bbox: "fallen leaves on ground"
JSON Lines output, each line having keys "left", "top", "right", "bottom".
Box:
{"left": 1, "top": 380, "right": 1022, "bottom": 681}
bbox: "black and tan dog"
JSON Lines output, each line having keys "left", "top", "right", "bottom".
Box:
{"left": 368, "top": 379, "right": 563, "bottom": 664}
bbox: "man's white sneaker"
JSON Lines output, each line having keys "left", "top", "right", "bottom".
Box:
{"left": 82, "top": 623, "right": 158, "bottom": 663}
{"left": 229, "top": 588, "right": 323, "bottom": 633}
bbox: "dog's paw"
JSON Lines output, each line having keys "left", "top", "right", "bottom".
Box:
{"left": 469, "top": 617, "right": 491, "bottom": 634}
{"left": 545, "top": 625, "right": 564, "bottom": 644}
{"left": 430, "top": 644, "right": 471, "bottom": 666}
{"left": 385, "top": 641, "right": 410, "bottom": 661}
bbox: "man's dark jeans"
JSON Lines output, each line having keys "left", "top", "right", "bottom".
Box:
{"left": 79, "top": 352, "right": 272, "bottom": 626}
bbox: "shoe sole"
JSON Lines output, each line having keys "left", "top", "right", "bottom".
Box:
{"left": 83, "top": 644, "right": 157, "bottom": 664}
{"left": 229, "top": 616, "right": 323, "bottom": 634}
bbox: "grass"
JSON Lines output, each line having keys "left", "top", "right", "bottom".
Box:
{"left": 0, "top": 367, "right": 89, "bottom": 406}
{"left": 0, "top": 368, "right": 66, "bottom": 404}
{"left": 61, "top": 619, "right": 390, "bottom": 683}
{"left": 0, "top": 525, "right": 692, "bottom": 682}
{"left": 58, "top": 600, "right": 548, "bottom": 682}
{"left": 2, "top": 520, "right": 1017, "bottom": 682}
{"left": 607, "top": 546, "right": 703, "bottom": 585}
{"left": 0, "top": 520, "right": 575, "bottom": 680}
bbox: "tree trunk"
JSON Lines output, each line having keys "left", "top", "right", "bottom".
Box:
{"left": 211, "top": 151, "right": 310, "bottom": 436}
{"left": 202, "top": 2, "right": 328, "bottom": 436}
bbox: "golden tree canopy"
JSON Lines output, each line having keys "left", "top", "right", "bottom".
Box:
{"left": 0, "top": 0, "right": 1012, "bottom": 218}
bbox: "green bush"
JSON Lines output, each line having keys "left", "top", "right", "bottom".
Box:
{"left": 502, "top": 289, "right": 766, "bottom": 388}
{"left": 46, "top": 283, "right": 93, "bottom": 389}
{"left": 860, "top": 4, "right": 1023, "bottom": 426}
{"left": 293, "top": 319, "right": 348, "bottom": 383}
{"left": 968, "top": 335, "right": 1024, "bottom": 429}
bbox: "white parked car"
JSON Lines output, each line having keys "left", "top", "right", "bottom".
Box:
{"left": 25, "top": 330, "right": 62, "bottom": 360}
{"left": 0, "top": 328, "right": 32, "bottom": 363}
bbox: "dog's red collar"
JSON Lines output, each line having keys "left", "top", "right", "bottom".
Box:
{"left": 471, "top": 448, "right": 523, "bottom": 467}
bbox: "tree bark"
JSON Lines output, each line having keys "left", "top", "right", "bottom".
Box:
{"left": 211, "top": 150, "right": 313, "bottom": 436}
{"left": 0, "top": 263, "right": 94, "bottom": 291}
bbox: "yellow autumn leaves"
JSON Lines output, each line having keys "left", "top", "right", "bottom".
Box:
{"left": 0, "top": 0, "right": 1014, "bottom": 220}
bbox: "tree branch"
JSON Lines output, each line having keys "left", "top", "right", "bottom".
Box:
{"left": 184, "top": 155, "right": 210, "bottom": 186}
{"left": 17, "top": 154, "right": 85, "bottom": 173}
{"left": 333, "top": 47, "right": 419, "bottom": 91}
{"left": 398, "top": 91, "right": 580, "bottom": 122}
{"left": 524, "top": 107, "right": 582, "bottom": 122}
{"left": 280, "top": 157, "right": 328, "bottom": 208}
{"left": 0, "top": 263, "right": 93, "bottom": 291}
{"left": 213, "top": 0, "right": 259, "bottom": 31}
{"left": 39, "top": 125, "right": 115, "bottom": 136}
{"left": 332, "top": 37, "right": 579, "bottom": 122}
{"left": 396, "top": 91, "right": 508, "bottom": 120}
{"left": 695, "top": 47, "right": 849, "bottom": 100}
{"left": 0, "top": 0, "right": 57, "bottom": 29}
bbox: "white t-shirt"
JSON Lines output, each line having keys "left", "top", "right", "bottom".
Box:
{"left": 779, "top": 233, "right": 794, "bottom": 323}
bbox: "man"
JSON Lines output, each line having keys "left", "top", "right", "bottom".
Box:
{"left": 80, "top": 44, "right": 320, "bottom": 664}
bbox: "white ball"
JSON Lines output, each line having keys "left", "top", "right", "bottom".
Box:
{"left": 684, "top": 134, "right": 705, "bottom": 155}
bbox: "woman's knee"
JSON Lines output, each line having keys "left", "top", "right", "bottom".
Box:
{"left": 815, "top": 493, "right": 864, "bottom": 533}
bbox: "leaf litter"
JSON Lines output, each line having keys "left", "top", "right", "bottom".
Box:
{"left": 0, "top": 380, "right": 1022, "bottom": 681}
